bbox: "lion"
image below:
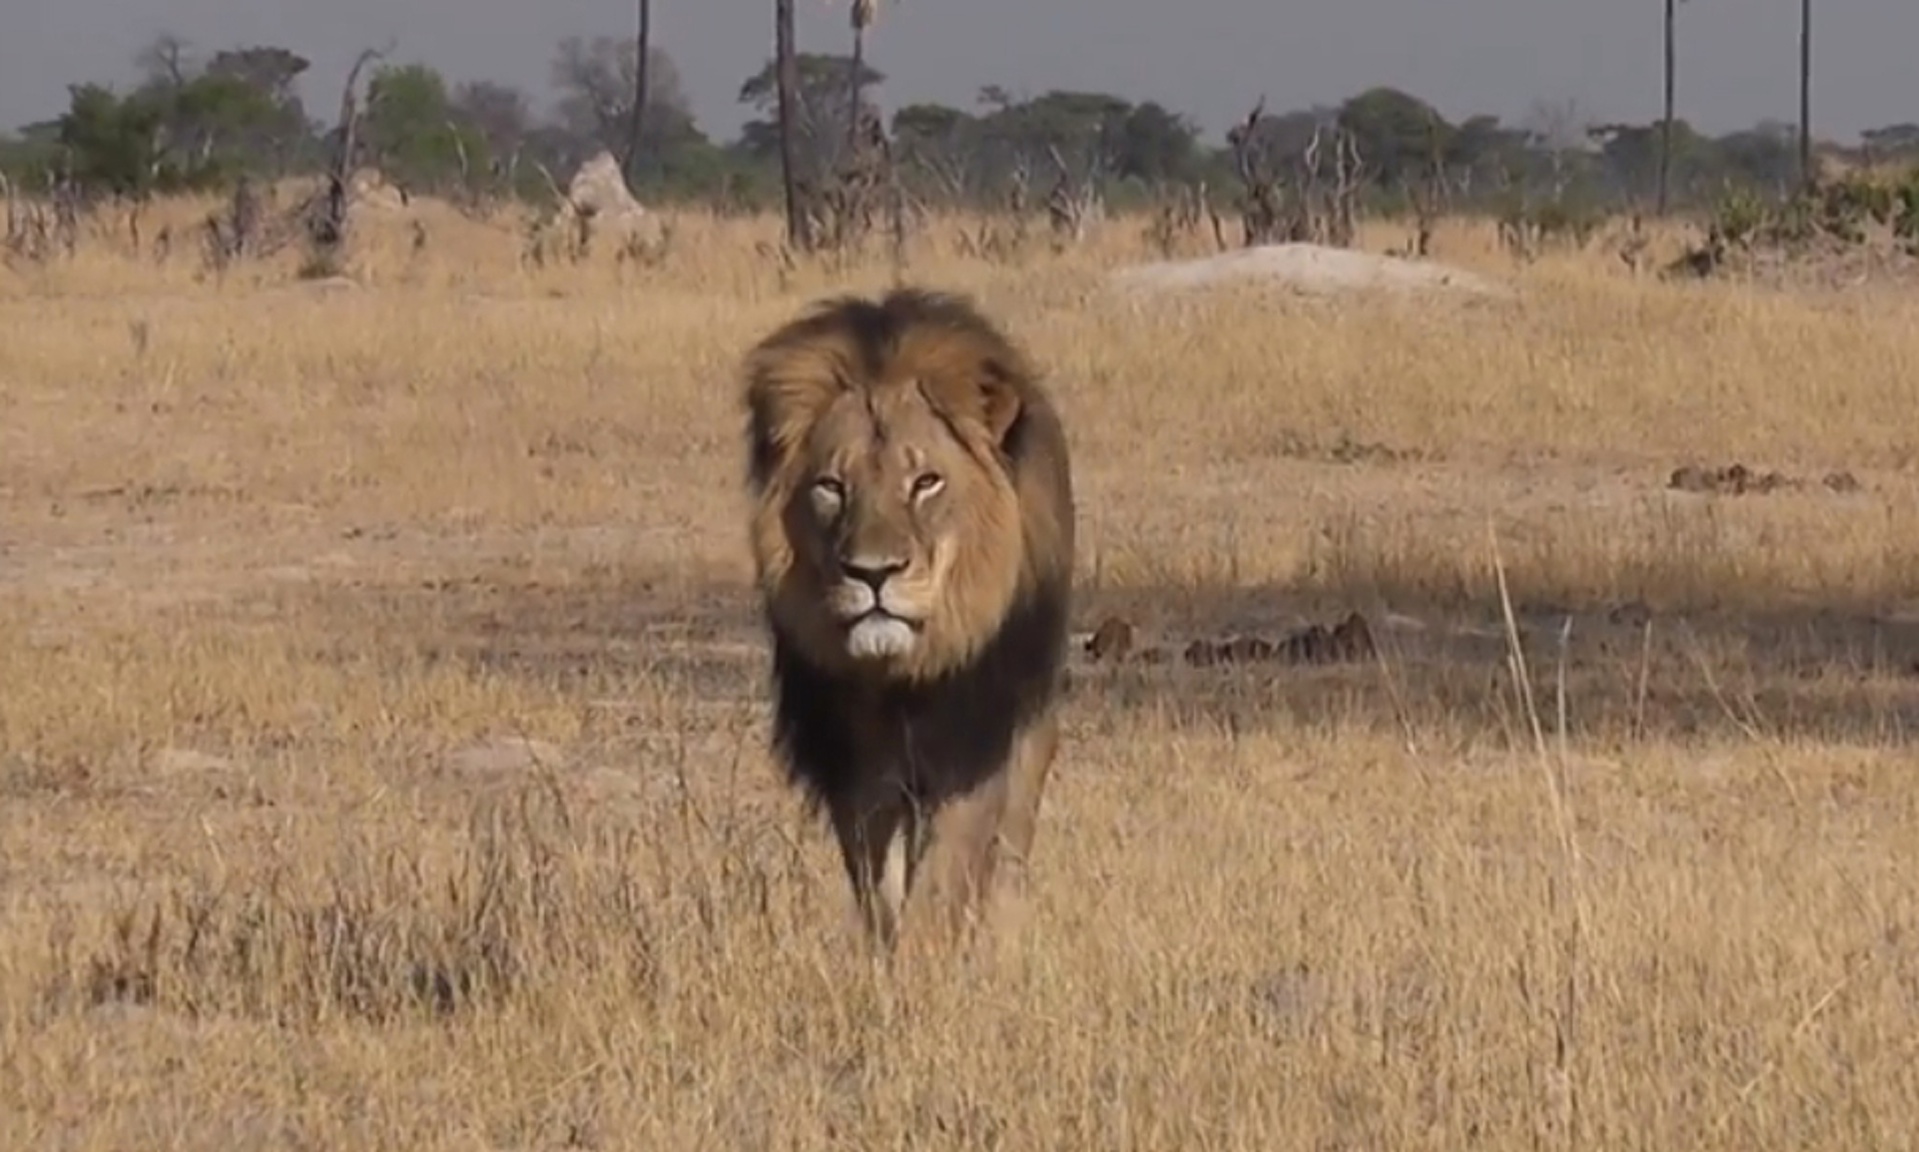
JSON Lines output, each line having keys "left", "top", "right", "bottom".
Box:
{"left": 739, "top": 286, "right": 1076, "bottom": 950}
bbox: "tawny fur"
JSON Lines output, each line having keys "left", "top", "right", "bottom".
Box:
{"left": 739, "top": 287, "right": 1077, "bottom": 948}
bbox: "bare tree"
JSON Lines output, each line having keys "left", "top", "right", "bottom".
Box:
{"left": 1657, "top": 0, "right": 1687, "bottom": 215}
{"left": 847, "top": 0, "right": 884, "bottom": 154}
{"left": 307, "top": 44, "right": 391, "bottom": 272}
{"left": 775, "top": 0, "right": 810, "bottom": 249}
{"left": 1225, "top": 99, "right": 1286, "bottom": 246}
{"left": 134, "top": 33, "right": 193, "bottom": 90}
{"left": 551, "top": 35, "right": 690, "bottom": 163}
{"left": 1798, "top": 0, "right": 1813, "bottom": 191}
{"left": 625, "top": 0, "right": 651, "bottom": 186}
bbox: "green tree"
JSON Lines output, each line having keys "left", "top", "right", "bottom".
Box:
{"left": 892, "top": 101, "right": 983, "bottom": 200}
{"left": 1113, "top": 101, "right": 1204, "bottom": 184}
{"left": 1595, "top": 119, "right": 1711, "bottom": 202}
{"left": 55, "top": 84, "right": 168, "bottom": 196}
{"left": 361, "top": 62, "right": 485, "bottom": 192}
{"left": 1714, "top": 121, "right": 1798, "bottom": 193}
{"left": 973, "top": 89, "right": 1131, "bottom": 188}
{"left": 1337, "top": 87, "right": 1454, "bottom": 189}
{"left": 124, "top": 37, "right": 319, "bottom": 182}
{"left": 0, "top": 123, "right": 61, "bottom": 184}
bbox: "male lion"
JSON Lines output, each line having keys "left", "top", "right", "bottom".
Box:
{"left": 740, "top": 287, "right": 1076, "bottom": 950}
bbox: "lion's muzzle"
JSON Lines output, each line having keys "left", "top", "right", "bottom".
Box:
{"left": 829, "top": 553, "right": 926, "bottom": 660}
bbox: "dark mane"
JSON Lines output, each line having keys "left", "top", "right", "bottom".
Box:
{"left": 766, "top": 573, "right": 1070, "bottom": 814}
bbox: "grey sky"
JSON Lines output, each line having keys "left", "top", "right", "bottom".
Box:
{"left": 3, "top": 0, "right": 1912, "bottom": 144}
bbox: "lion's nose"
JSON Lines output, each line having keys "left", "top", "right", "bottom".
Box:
{"left": 840, "top": 556, "right": 906, "bottom": 589}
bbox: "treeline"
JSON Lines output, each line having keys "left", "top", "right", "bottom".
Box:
{"left": 3, "top": 32, "right": 1917, "bottom": 218}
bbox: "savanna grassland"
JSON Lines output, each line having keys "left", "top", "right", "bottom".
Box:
{"left": 3, "top": 195, "right": 1919, "bottom": 1151}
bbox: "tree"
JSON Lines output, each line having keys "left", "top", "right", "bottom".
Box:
{"left": 1861, "top": 123, "right": 1919, "bottom": 160}
{"left": 627, "top": 0, "right": 651, "bottom": 187}
{"left": 361, "top": 62, "right": 481, "bottom": 192}
{"left": 549, "top": 35, "right": 697, "bottom": 166}
{"left": 1338, "top": 87, "right": 1453, "bottom": 189}
{"left": 1658, "top": 0, "right": 1687, "bottom": 215}
{"left": 975, "top": 89, "right": 1131, "bottom": 185}
{"left": 737, "top": 53, "right": 886, "bottom": 175}
{"left": 0, "top": 122, "right": 61, "bottom": 184}
{"left": 774, "top": 0, "right": 807, "bottom": 247}
{"left": 133, "top": 33, "right": 193, "bottom": 91}
{"left": 203, "top": 46, "right": 310, "bottom": 103}
{"left": 55, "top": 84, "right": 167, "bottom": 196}
{"left": 117, "top": 35, "right": 318, "bottom": 182}
{"left": 1715, "top": 120, "right": 1798, "bottom": 192}
{"left": 1113, "top": 101, "right": 1204, "bottom": 184}
{"left": 846, "top": 0, "right": 891, "bottom": 153}
{"left": 1798, "top": 0, "right": 1813, "bottom": 190}
{"left": 451, "top": 80, "right": 531, "bottom": 159}
{"left": 196, "top": 46, "right": 317, "bottom": 174}
{"left": 52, "top": 74, "right": 286, "bottom": 197}
{"left": 1595, "top": 118, "right": 1709, "bottom": 201}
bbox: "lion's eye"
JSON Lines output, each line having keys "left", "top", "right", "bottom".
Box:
{"left": 810, "top": 476, "right": 845, "bottom": 511}
{"left": 911, "top": 472, "right": 945, "bottom": 499}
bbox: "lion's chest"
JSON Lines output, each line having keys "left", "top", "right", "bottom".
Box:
{"left": 770, "top": 646, "right": 1041, "bottom": 810}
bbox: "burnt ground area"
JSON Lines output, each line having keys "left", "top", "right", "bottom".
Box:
{"left": 281, "top": 567, "right": 1919, "bottom": 749}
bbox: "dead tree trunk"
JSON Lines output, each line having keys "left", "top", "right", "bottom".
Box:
{"left": 774, "top": 0, "right": 811, "bottom": 251}
{"left": 1798, "top": 0, "right": 1814, "bottom": 192}
{"left": 1225, "top": 98, "right": 1286, "bottom": 247}
{"left": 849, "top": 0, "right": 874, "bottom": 156}
{"left": 1658, "top": 0, "right": 1677, "bottom": 215}
{"left": 625, "top": 0, "right": 651, "bottom": 191}
{"left": 308, "top": 45, "right": 388, "bottom": 270}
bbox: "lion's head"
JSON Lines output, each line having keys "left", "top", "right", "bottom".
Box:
{"left": 741, "top": 288, "right": 1072, "bottom": 685}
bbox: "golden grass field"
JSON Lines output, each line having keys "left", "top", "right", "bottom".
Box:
{"left": 4, "top": 193, "right": 1919, "bottom": 1149}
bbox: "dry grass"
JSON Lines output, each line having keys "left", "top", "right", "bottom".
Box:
{"left": 3, "top": 195, "right": 1919, "bottom": 1150}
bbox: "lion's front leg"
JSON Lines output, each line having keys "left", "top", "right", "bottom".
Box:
{"left": 944, "top": 713, "right": 1062, "bottom": 945}
{"left": 996, "top": 712, "right": 1060, "bottom": 888}
{"left": 904, "top": 772, "right": 1011, "bottom": 948}
{"left": 826, "top": 787, "right": 908, "bottom": 949}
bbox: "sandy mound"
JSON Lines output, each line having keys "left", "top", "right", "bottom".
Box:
{"left": 563, "top": 150, "right": 664, "bottom": 247}
{"left": 1110, "top": 243, "right": 1511, "bottom": 298}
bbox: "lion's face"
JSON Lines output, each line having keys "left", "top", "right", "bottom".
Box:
{"left": 744, "top": 290, "right": 1062, "bottom": 684}
{"left": 772, "top": 380, "right": 1024, "bottom": 676}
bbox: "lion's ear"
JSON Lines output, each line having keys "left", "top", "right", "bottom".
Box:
{"left": 977, "top": 362, "right": 1024, "bottom": 445}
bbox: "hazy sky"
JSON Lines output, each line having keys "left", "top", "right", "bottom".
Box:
{"left": 4, "top": 0, "right": 1913, "bottom": 144}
